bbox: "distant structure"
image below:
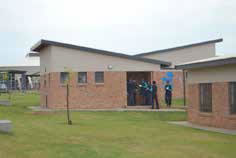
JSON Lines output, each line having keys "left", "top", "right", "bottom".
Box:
{"left": 31, "top": 38, "right": 222, "bottom": 109}
{"left": 176, "top": 55, "right": 236, "bottom": 130}
{"left": 0, "top": 52, "right": 40, "bottom": 91}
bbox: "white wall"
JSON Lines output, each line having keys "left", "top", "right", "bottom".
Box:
{"left": 140, "top": 43, "right": 216, "bottom": 68}
{"left": 186, "top": 64, "right": 236, "bottom": 84}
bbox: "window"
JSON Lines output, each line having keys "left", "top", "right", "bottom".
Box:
{"left": 229, "top": 82, "right": 236, "bottom": 114}
{"left": 78, "top": 72, "right": 87, "bottom": 84}
{"left": 60, "top": 72, "right": 69, "bottom": 84}
{"left": 95, "top": 72, "right": 104, "bottom": 83}
{"left": 199, "top": 83, "right": 212, "bottom": 112}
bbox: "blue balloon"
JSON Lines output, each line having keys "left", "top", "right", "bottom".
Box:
{"left": 166, "top": 72, "right": 174, "bottom": 78}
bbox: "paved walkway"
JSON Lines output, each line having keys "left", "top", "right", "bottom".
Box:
{"left": 168, "top": 121, "right": 236, "bottom": 135}
{"left": 28, "top": 106, "right": 185, "bottom": 112}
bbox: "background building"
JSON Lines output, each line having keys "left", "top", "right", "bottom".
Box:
{"left": 31, "top": 39, "right": 222, "bottom": 109}
{"left": 0, "top": 52, "right": 40, "bottom": 91}
{"left": 176, "top": 56, "right": 236, "bottom": 129}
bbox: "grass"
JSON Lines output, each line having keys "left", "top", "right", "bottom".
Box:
{"left": 160, "top": 98, "right": 185, "bottom": 109}
{"left": 0, "top": 93, "right": 236, "bottom": 158}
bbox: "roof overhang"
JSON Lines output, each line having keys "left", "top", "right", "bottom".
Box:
{"left": 26, "top": 52, "right": 39, "bottom": 57}
{"left": 175, "top": 57, "right": 236, "bottom": 70}
{"left": 31, "top": 39, "right": 171, "bottom": 67}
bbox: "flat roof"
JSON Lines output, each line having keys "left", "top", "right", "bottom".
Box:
{"left": 0, "top": 66, "right": 40, "bottom": 75}
{"left": 175, "top": 55, "right": 236, "bottom": 70}
{"left": 134, "top": 38, "right": 223, "bottom": 57}
{"left": 31, "top": 39, "right": 171, "bottom": 66}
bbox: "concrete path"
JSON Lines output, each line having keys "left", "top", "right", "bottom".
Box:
{"left": 29, "top": 106, "right": 185, "bottom": 112}
{"left": 169, "top": 121, "right": 236, "bottom": 135}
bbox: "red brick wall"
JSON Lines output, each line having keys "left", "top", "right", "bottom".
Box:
{"left": 40, "top": 70, "right": 185, "bottom": 109}
{"left": 188, "top": 82, "right": 236, "bottom": 130}
{"left": 40, "top": 72, "right": 127, "bottom": 109}
{"left": 152, "top": 71, "right": 183, "bottom": 101}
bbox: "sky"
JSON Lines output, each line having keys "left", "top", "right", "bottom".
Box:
{"left": 0, "top": 0, "right": 236, "bottom": 65}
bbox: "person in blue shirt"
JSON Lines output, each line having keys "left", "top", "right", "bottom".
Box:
{"left": 146, "top": 82, "right": 152, "bottom": 105}
{"left": 165, "top": 81, "right": 172, "bottom": 108}
{"left": 140, "top": 80, "right": 148, "bottom": 105}
{"left": 127, "top": 80, "right": 134, "bottom": 106}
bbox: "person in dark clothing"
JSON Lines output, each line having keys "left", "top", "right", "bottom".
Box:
{"left": 165, "top": 81, "right": 172, "bottom": 108}
{"left": 127, "top": 80, "right": 135, "bottom": 106}
{"left": 132, "top": 80, "right": 138, "bottom": 105}
{"left": 151, "top": 81, "right": 159, "bottom": 109}
{"left": 127, "top": 80, "right": 132, "bottom": 106}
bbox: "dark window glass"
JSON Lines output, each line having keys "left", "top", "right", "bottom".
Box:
{"left": 78, "top": 72, "right": 87, "bottom": 83}
{"left": 229, "top": 82, "right": 236, "bottom": 114}
{"left": 95, "top": 72, "right": 104, "bottom": 83}
{"left": 199, "top": 83, "right": 212, "bottom": 112}
{"left": 60, "top": 72, "right": 69, "bottom": 84}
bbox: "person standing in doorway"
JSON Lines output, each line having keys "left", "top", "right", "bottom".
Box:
{"left": 127, "top": 80, "right": 133, "bottom": 106}
{"left": 147, "top": 82, "right": 152, "bottom": 105}
{"left": 165, "top": 81, "right": 172, "bottom": 108}
{"left": 151, "top": 81, "right": 159, "bottom": 109}
{"left": 132, "top": 80, "right": 138, "bottom": 105}
{"left": 140, "top": 80, "right": 148, "bottom": 105}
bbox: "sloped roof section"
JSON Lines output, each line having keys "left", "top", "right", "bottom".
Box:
{"left": 31, "top": 39, "right": 171, "bottom": 66}
{"left": 175, "top": 55, "right": 236, "bottom": 70}
{"left": 135, "top": 38, "right": 223, "bottom": 57}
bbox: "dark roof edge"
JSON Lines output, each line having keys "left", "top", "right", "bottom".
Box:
{"left": 175, "top": 57, "right": 236, "bottom": 70}
{"left": 31, "top": 39, "right": 171, "bottom": 66}
{"left": 26, "top": 52, "right": 39, "bottom": 57}
{"left": 135, "top": 38, "right": 223, "bottom": 57}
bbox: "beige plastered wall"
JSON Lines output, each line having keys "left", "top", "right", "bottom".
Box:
{"left": 186, "top": 64, "right": 236, "bottom": 84}
{"left": 140, "top": 43, "right": 216, "bottom": 68}
{"left": 40, "top": 45, "right": 161, "bottom": 74}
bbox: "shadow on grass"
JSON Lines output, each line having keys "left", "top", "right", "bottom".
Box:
{"left": 0, "top": 131, "right": 14, "bottom": 136}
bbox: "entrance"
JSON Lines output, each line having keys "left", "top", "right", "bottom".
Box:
{"left": 126, "top": 72, "right": 152, "bottom": 106}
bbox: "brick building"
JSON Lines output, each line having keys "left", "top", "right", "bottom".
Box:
{"left": 176, "top": 56, "right": 236, "bottom": 129}
{"left": 31, "top": 39, "right": 222, "bottom": 109}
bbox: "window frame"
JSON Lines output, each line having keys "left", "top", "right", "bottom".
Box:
{"left": 95, "top": 72, "right": 104, "bottom": 84}
{"left": 229, "top": 82, "right": 236, "bottom": 114}
{"left": 60, "top": 72, "right": 69, "bottom": 84}
{"left": 78, "top": 72, "right": 87, "bottom": 84}
{"left": 199, "top": 83, "right": 212, "bottom": 113}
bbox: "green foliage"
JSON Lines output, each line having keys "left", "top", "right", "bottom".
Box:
{"left": 0, "top": 93, "right": 236, "bottom": 158}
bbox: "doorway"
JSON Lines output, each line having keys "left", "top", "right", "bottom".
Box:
{"left": 126, "top": 71, "right": 152, "bottom": 106}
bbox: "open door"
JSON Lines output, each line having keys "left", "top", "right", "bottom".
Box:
{"left": 126, "top": 71, "right": 151, "bottom": 106}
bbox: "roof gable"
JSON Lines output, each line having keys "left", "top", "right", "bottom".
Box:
{"left": 31, "top": 39, "right": 171, "bottom": 66}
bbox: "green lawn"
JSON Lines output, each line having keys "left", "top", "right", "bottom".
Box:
{"left": 0, "top": 93, "right": 236, "bottom": 158}
{"left": 160, "top": 98, "right": 185, "bottom": 109}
